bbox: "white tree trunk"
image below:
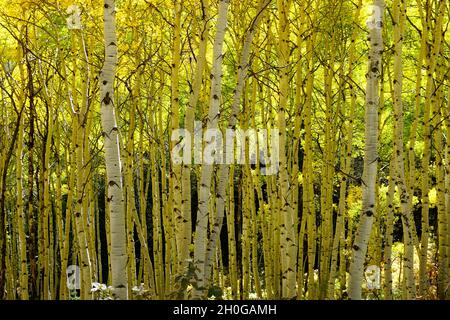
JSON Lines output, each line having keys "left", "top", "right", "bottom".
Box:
{"left": 180, "top": 0, "right": 210, "bottom": 284}
{"left": 192, "top": 0, "right": 230, "bottom": 299}
{"left": 349, "top": 0, "right": 384, "bottom": 300}
{"left": 276, "top": 0, "right": 297, "bottom": 299}
{"left": 100, "top": 0, "right": 128, "bottom": 300}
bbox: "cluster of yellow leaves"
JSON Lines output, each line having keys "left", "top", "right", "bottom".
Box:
{"left": 347, "top": 185, "right": 362, "bottom": 221}
{"left": 428, "top": 188, "right": 437, "bottom": 208}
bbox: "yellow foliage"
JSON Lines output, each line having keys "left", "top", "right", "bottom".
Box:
{"left": 297, "top": 172, "right": 303, "bottom": 185}
{"left": 347, "top": 185, "right": 362, "bottom": 220}
{"left": 347, "top": 185, "right": 362, "bottom": 206}
{"left": 428, "top": 188, "right": 437, "bottom": 208}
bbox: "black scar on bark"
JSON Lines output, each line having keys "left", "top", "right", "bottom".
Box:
{"left": 109, "top": 180, "right": 120, "bottom": 188}
{"left": 353, "top": 245, "right": 359, "bottom": 251}
{"left": 103, "top": 92, "right": 112, "bottom": 105}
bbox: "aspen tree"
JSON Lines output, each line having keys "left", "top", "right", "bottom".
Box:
{"left": 445, "top": 70, "right": 450, "bottom": 301}
{"left": 391, "top": 0, "right": 415, "bottom": 299}
{"left": 349, "top": 0, "right": 384, "bottom": 300}
{"left": 192, "top": 0, "right": 230, "bottom": 299}
{"left": 41, "top": 61, "right": 55, "bottom": 300}
{"left": 49, "top": 79, "right": 66, "bottom": 297}
{"left": 413, "top": 0, "right": 428, "bottom": 296}
{"left": 303, "top": 4, "right": 317, "bottom": 298}
{"left": 1, "top": 97, "right": 13, "bottom": 298}
{"left": 170, "top": 1, "right": 184, "bottom": 280}
{"left": 419, "top": 0, "right": 444, "bottom": 297}
{"left": 5, "top": 232, "right": 14, "bottom": 299}
{"left": 16, "top": 99, "right": 28, "bottom": 300}
{"left": 0, "top": 87, "right": 22, "bottom": 299}
{"left": 269, "top": 175, "right": 281, "bottom": 298}
{"left": 100, "top": 0, "right": 128, "bottom": 299}
{"left": 419, "top": 2, "right": 433, "bottom": 296}
{"left": 260, "top": 17, "right": 278, "bottom": 299}
{"left": 84, "top": 71, "right": 98, "bottom": 291}
{"left": 15, "top": 43, "right": 29, "bottom": 300}
{"left": 435, "top": 88, "right": 448, "bottom": 300}
{"left": 158, "top": 67, "right": 177, "bottom": 296}
{"left": 226, "top": 165, "right": 238, "bottom": 298}
{"left": 149, "top": 107, "right": 164, "bottom": 298}
{"left": 26, "top": 20, "right": 39, "bottom": 300}
{"left": 137, "top": 82, "right": 153, "bottom": 293}
{"left": 241, "top": 87, "right": 251, "bottom": 299}
{"left": 181, "top": 0, "right": 210, "bottom": 283}
{"left": 0, "top": 92, "right": 5, "bottom": 298}
{"left": 54, "top": 94, "right": 65, "bottom": 299}
{"left": 0, "top": 66, "right": 23, "bottom": 298}
{"left": 292, "top": 0, "right": 306, "bottom": 299}
{"left": 124, "top": 80, "right": 138, "bottom": 297}
{"left": 249, "top": 75, "right": 262, "bottom": 298}
{"left": 434, "top": 43, "right": 448, "bottom": 300}
{"left": 319, "top": 10, "right": 338, "bottom": 297}
{"left": 402, "top": 7, "right": 423, "bottom": 257}
{"left": 383, "top": 156, "right": 396, "bottom": 299}
{"left": 276, "top": 0, "right": 297, "bottom": 299}
{"left": 68, "top": 28, "right": 92, "bottom": 300}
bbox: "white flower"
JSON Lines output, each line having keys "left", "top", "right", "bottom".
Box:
{"left": 91, "top": 282, "right": 101, "bottom": 293}
{"left": 132, "top": 284, "right": 145, "bottom": 295}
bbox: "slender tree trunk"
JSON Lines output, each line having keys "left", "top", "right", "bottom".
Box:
{"left": 181, "top": 0, "right": 210, "bottom": 284}
{"left": 349, "top": 0, "right": 384, "bottom": 300}
{"left": 391, "top": 0, "right": 415, "bottom": 299}
{"left": 277, "top": 0, "right": 297, "bottom": 299}
{"left": 170, "top": 1, "right": 184, "bottom": 281}
{"left": 410, "top": 0, "right": 427, "bottom": 296}
{"left": 191, "top": 0, "right": 230, "bottom": 299}
{"left": 303, "top": 7, "right": 317, "bottom": 298}
{"left": 100, "top": 0, "right": 128, "bottom": 300}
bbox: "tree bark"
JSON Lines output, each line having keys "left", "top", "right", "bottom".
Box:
{"left": 100, "top": 0, "right": 128, "bottom": 300}
{"left": 191, "top": 0, "right": 230, "bottom": 299}
{"left": 349, "top": 0, "right": 384, "bottom": 300}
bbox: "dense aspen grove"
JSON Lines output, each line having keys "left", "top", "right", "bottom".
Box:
{"left": 0, "top": 0, "right": 449, "bottom": 300}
